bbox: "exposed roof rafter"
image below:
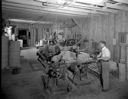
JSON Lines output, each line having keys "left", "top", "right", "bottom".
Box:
{"left": 114, "top": 0, "right": 128, "bottom": 5}
{"left": 2, "top": 1, "right": 110, "bottom": 16}
{"left": 106, "top": 2, "right": 128, "bottom": 11}
{"left": 2, "top": 1, "right": 89, "bottom": 16}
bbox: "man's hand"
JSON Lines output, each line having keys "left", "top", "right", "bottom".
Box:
{"left": 97, "top": 57, "right": 110, "bottom": 61}
{"left": 95, "top": 58, "right": 101, "bottom": 62}
{"left": 97, "top": 58, "right": 102, "bottom": 60}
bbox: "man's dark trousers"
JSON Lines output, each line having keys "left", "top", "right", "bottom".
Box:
{"left": 97, "top": 60, "right": 110, "bottom": 90}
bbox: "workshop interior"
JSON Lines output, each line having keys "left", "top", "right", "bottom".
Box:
{"left": 1, "top": 0, "right": 128, "bottom": 99}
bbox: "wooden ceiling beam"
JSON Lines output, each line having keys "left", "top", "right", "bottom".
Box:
{"left": 33, "top": 0, "right": 109, "bottom": 14}
{"left": 106, "top": 3, "right": 128, "bottom": 11}
{"left": 70, "top": 2, "right": 118, "bottom": 13}
{"left": 2, "top": 7, "right": 76, "bottom": 19}
{"left": 2, "top": 6, "right": 88, "bottom": 17}
{"left": 2, "top": 9, "right": 40, "bottom": 19}
{"left": 74, "top": 0, "right": 128, "bottom": 12}
{"left": 2, "top": 1, "right": 109, "bottom": 16}
{"left": 114, "top": 0, "right": 128, "bottom": 4}
{"left": 2, "top": 5, "right": 88, "bottom": 18}
{"left": 60, "top": 6, "right": 108, "bottom": 15}
{"left": 75, "top": 0, "right": 104, "bottom": 5}
{"left": 2, "top": 1, "right": 90, "bottom": 16}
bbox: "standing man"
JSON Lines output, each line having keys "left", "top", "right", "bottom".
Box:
{"left": 97, "top": 41, "right": 111, "bottom": 91}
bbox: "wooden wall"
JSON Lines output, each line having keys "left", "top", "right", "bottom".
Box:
{"left": 73, "top": 17, "right": 90, "bottom": 38}
{"left": 82, "top": 11, "right": 128, "bottom": 60}
{"left": 114, "top": 11, "right": 128, "bottom": 61}
{"left": 9, "top": 11, "right": 128, "bottom": 61}
{"left": 10, "top": 22, "right": 52, "bottom": 46}
{"left": 115, "top": 11, "right": 128, "bottom": 33}
{"left": 86, "top": 14, "right": 115, "bottom": 59}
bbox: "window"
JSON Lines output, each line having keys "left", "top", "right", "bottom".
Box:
{"left": 46, "top": 28, "right": 49, "bottom": 32}
{"left": 119, "top": 32, "right": 127, "bottom": 43}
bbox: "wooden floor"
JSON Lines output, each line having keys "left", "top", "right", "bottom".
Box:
{"left": 1, "top": 47, "right": 128, "bottom": 99}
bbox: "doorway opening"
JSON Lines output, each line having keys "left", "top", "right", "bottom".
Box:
{"left": 18, "top": 29, "right": 29, "bottom": 47}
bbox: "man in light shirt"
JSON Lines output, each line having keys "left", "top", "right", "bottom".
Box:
{"left": 97, "top": 41, "right": 111, "bottom": 91}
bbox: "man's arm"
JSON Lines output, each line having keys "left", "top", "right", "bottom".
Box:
{"left": 97, "top": 49, "right": 111, "bottom": 61}
{"left": 97, "top": 52, "right": 102, "bottom": 58}
{"left": 97, "top": 57, "right": 110, "bottom": 61}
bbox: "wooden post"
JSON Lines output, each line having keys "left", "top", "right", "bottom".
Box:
{"left": 120, "top": 45, "right": 126, "bottom": 63}
{"left": 126, "top": 33, "right": 128, "bottom": 80}
{"left": 119, "top": 63, "right": 126, "bottom": 81}
{"left": 2, "top": 36, "right": 9, "bottom": 69}
{"left": 126, "top": 46, "right": 128, "bottom": 80}
{"left": 119, "top": 44, "right": 126, "bottom": 81}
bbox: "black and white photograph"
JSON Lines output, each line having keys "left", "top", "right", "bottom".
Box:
{"left": 1, "top": 0, "right": 128, "bottom": 99}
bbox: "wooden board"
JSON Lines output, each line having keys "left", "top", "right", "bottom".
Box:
{"left": 126, "top": 46, "right": 128, "bottom": 80}
{"left": 2, "top": 36, "right": 9, "bottom": 69}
